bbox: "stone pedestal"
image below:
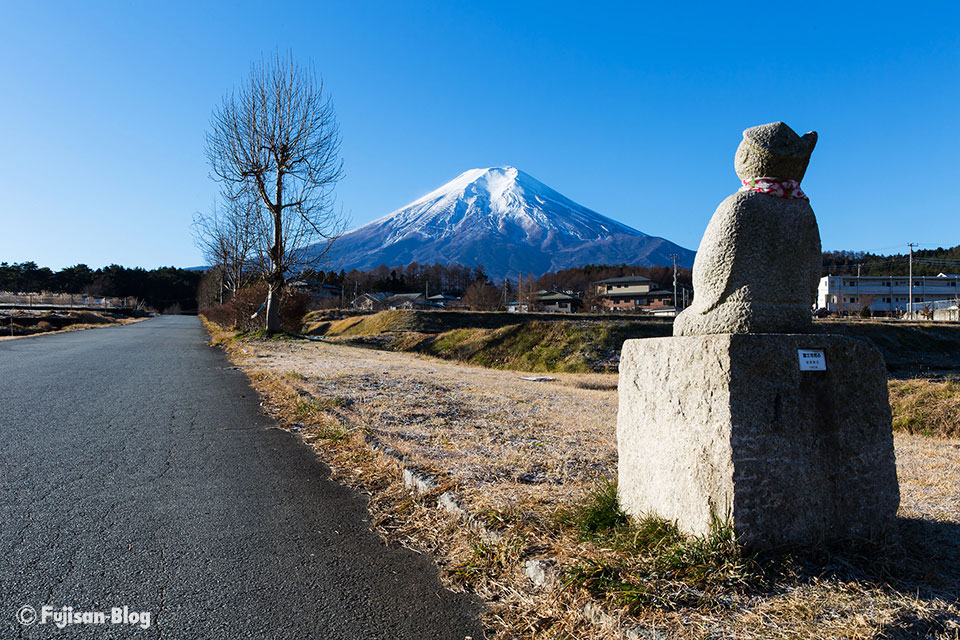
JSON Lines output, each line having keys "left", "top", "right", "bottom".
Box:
{"left": 617, "top": 334, "right": 900, "bottom": 548}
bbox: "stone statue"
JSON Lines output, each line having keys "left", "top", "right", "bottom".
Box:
{"left": 617, "top": 122, "right": 900, "bottom": 548}
{"left": 674, "top": 122, "right": 821, "bottom": 336}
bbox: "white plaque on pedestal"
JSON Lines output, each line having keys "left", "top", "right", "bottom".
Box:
{"left": 798, "top": 349, "right": 826, "bottom": 371}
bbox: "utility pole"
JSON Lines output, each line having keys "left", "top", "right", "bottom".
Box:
{"left": 671, "top": 254, "right": 679, "bottom": 308}
{"left": 908, "top": 242, "right": 917, "bottom": 317}
{"left": 856, "top": 263, "right": 861, "bottom": 306}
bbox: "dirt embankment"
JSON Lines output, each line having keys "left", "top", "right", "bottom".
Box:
{"left": 302, "top": 310, "right": 960, "bottom": 378}
{"left": 817, "top": 320, "right": 960, "bottom": 378}
{"left": 303, "top": 309, "right": 672, "bottom": 373}
{"left": 0, "top": 309, "right": 141, "bottom": 338}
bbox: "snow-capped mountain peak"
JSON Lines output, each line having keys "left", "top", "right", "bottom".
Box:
{"left": 323, "top": 167, "right": 693, "bottom": 279}
{"left": 370, "top": 166, "right": 643, "bottom": 246}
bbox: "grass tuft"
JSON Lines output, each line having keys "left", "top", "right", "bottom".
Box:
{"left": 565, "top": 478, "right": 629, "bottom": 536}
{"left": 560, "top": 479, "right": 759, "bottom": 613}
{"left": 889, "top": 378, "right": 960, "bottom": 438}
{"left": 453, "top": 535, "right": 526, "bottom": 585}
{"left": 293, "top": 396, "right": 350, "bottom": 418}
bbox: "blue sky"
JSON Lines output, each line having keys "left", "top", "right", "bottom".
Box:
{"left": 1, "top": 1, "right": 957, "bottom": 270}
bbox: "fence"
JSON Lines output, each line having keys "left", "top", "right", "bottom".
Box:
{"left": 917, "top": 299, "right": 960, "bottom": 311}
{"left": 0, "top": 292, "right": 138, "bottom": 310}
{"left": 903, "top": 298, "right": 960, "bottom": 322}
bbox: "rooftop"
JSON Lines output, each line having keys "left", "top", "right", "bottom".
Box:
{"left": 601, "top": 288, "right": 672, "bottom": 298}
{"left": 826, "top": 274, "right": 960, "bottom": 280}
{"left": 537, "top": 290, "right": 582, "bottom": 302}
{"left": 594, "top": 275, "right": 653, "bottom": 284}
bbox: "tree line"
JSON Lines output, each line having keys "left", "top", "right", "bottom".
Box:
{"left": 295, "top": 262, "right": 690, "bottom": 299}
{"left": 0, "top": 261, "right": 204, "bottom": 313}
{"left": 311, "top": 263, "right": 489, "bottom": 295}
{"left": 822, "top": 246, "right": 960, "bottom": 277}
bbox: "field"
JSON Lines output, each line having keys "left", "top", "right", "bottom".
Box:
{"left": 207, "top": 314, "right": 960, "bottom": 639}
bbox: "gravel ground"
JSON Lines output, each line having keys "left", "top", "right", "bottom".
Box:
{"left": 238, "top": 338, "right": 960, "bottom": 526}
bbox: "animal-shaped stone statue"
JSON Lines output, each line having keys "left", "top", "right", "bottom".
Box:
{"left": 674, "top": 122, "right": 821, "bottom": 336}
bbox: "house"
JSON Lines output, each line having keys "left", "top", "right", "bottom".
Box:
{"left": 352, "top": 292, "right": 389, "bottom": 311}
{"left": 386, "top": 292, "right": 424, "bottom": 309}
{"left": 817, "top": 274, "right": 960, "bottom": 314}
{"left": 289, "top": 280, "right": 342, "bottom": 302}
{"left": 537, "top": 290, "right": 582, "bottom": 313}
{"left": 427, "top": 293, "right": 464, "bottom": 308}
{"left": 505, "top": 301, "right": 529, "bottom": 313}
{"left": 386, "top": 292, "right": 443, "bottom": 310}
{"left": 647, "top": 306, "right": 681, "bottom": 318}
{"left": 593, "top": 276, "right": 674, "bottom": 312}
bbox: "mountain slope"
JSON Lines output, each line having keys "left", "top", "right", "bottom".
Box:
{"left": 325, "top": 167, "right": 694, "bottom": 279}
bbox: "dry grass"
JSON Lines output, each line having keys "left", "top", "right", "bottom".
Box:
{"left": 302, "top": 309, "right": 419, "bottom": 336}
{"left": 889, "top": 379, "right": 960, "bottom": 438}
{"left": 219, "top": 333, "right": 620, "bottom": 511}
{"left": 205, "top": 320, "right": 960, "bottom": 639}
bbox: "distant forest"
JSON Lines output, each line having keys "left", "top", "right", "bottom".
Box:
{"left": 300, "top": 262, "right": 693, "bottom": 298}
{"left": 823, "top": 245, "right": 960, "bottom": 276}
{"left": 0, "top": 262, "right": 204, "bottom": 313}
{"left": 304, "top": 263, "right": 492, "bottom": 297}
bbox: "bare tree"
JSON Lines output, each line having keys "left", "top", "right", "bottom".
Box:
{"left": 856, "top": 294, "right": 876, "bottom": 318}
{"left": 192, "top": 187, "right": 262, "bottom": 303}
{"left": 205, "top": 53, "right": 345, "bottom": 330}
{"left": 462, "top": 281, "right": 501, "bottom": 311}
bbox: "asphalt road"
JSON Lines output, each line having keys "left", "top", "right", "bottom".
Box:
{"left": 0, "top": 316, "right": 484, "bottom": 639}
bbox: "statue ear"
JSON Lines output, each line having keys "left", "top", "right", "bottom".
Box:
{"left": 802, "top": 131, "right": 818, "bottom": 153}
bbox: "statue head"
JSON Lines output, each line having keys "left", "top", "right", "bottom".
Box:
{"left": 734, "top": 122, "right": 817, "bottom": 182}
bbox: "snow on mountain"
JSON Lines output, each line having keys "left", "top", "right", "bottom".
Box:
{"left": 322, "top": 166, "right": 694, "bottom": 280}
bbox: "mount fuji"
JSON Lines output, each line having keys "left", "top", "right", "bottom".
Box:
{"left": 325, "top": 166, "right": 694, "bottom": 280}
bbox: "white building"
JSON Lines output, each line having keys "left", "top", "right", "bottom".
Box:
{"left": 817, "top": 273, "right": 960, "bottom": 313}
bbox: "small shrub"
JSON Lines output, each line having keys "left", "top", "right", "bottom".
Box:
{"left": 201, "top": 283, "right": 309, "bottom": 333}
